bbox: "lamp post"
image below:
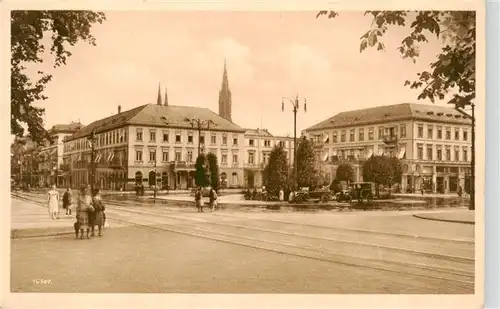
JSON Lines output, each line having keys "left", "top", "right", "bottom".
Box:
{"left": 87, "top": 129, "right": 97, "bottom": 193}
{"left": 282, "top": 95, "right": 307, "bottom": 190}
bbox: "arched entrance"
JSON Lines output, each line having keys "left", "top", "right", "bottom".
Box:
{"left": 232, "top": 172, "right": 238, "bottom": 187}
{"left": 148, "top": 171, "right": 156, "bottom": 186}
{"left": 162, "top": 172, "right": 169, "bottom": 190}
{"left": 135, "top": 171, "right": 142, "bottom": 185}
{"left": 247, "top": 172, "right": 255, "bottom": 188}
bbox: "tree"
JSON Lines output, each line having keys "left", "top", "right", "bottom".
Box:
{"left": 316, "top": 11, "right": 475, "bottom": 109}
{"left": 206, "top": 152, "right": 220, "bottom": 190}
{"left": 194, "top": 154, "right": 209, "bottom": 187}
{"left": 362, "top": 156, "right": 393, "bottom": 197}
{"left": 335, "top": 163, "right": 355, "bottom": 182}
{"left": 11, "top": 11, "right": 106, "bottom": 144}
{"left": 388, "top": 156, "right": 403, "bottom": 185}
{"left": 263, "top": 146, "right": 289, "bottom": 198}
{"left": 295, "top": 136, "right": 318, "bottom": 188}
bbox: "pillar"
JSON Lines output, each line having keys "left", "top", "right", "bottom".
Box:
{"left": 432, "top": 165, "right": 437, "bottom": 193}
{"left": 444, "top": 175, "right": 450, "bottom": 194}
{"left": 402, "top": 174, "right": 408, "bottom": 192}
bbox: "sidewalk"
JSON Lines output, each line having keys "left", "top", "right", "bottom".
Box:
{"left": 413, "top": 209, "right": 475, "bottom": 225}
{"left": 393, "top": 193, "right": 469, "bottom": 199}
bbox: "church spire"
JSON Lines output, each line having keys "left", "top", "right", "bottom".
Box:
{"left": 157, "top": 82, "right": 162, "bottom": 105}
{"left": 164, "top": 86, "right": 169, "bottom": 106}
{"left": 218, "top": 59, "right": 232, "bottom": 122}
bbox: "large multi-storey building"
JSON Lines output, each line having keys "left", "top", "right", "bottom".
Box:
{"left": 62, "top": 102, "right": 246, "bottom": 190}
{"left": 304, "top": 103, "right": 472, "bottom": 194}
{"left": 243, "top": 128, "right": 295, "bottom": 188}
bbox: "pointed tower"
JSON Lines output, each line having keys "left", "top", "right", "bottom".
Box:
{"left": 218, "top": 59, "right": 232, "bottom": 122}
{"left": 157, "top": 83, "right": 162, "bottom": 105}
{"left": 164, "top": 86, "right": 169, "bottom": 106}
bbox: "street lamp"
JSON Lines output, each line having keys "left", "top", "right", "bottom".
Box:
{"left": 87, "top": 129, "right": 97, "bottom": 193}
{"left": 184, "top": 117, "right": 217, "bottom": 156}
{"left": 282, "top": 95, "right": 307, "bottom": 190}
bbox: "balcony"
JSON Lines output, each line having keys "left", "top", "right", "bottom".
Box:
{"left": 60, "top": 163, "right": 71, "bottom": 171}
{"left": 170, "top": 161, "right": 195, "bottom": 171}
{"left": 244, "top": 163, "right": 264, "bottom": 170}
{"left": 383, "top": 134, "right": 398, "bottom": 145}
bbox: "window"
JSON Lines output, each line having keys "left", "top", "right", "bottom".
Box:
{"left": 446, "top": 148, "right": 451, "bottom": 160}
{"left": 378, "top": 127, "right": 384, "bottom": 139}
{"left": 332, "top": 131, "right": 338, "bottom": 143}
{"left": 162, "top": 151, "right": 169, "bottom": 162}
{"left": 136, "top": 129, "right": 143, "bottom": 141}
{"left": 427, "top": 145, "right": 433, "bottom": 160}
{"left": 233, "top": 154, "right": 238, "bottom": 165}
{"left": 248, "top": 152, "right": 254, "bottom": 164}
{"left": 264, "top": 140, "right": 271, "bottom": 147}
{"left": 187, "top": 151, "right": 193, "bottom": 162}
{"left": 341, "top": 131, "right": 346, "bottom": 142}
{"left": 463, "top": 148, "right": 468, "bottom": 161}
{"left": 163, "top": 132, "right": 169, "bottom": 142}
{"left": 417, "top": 125, "right": 424, "bottom": 138}
{"left": 417, "top": 144, "right": 423, "bottom": 160}
{"left": 135, "top": 150, "right": 143, "bottom": 161}
{"left": 428, "top": 125, "right": 434, "bottom": 138}
{"left": 437, "top": 127, "right": 442, "bottom": 139}
{"left": 149, "top": 130, "right": 156, "bottom": 142}
{"left": 221, "top": 154, "right": 227, "bottom": 164}
{"left": 463, "top": 130, "right": 468, "bottom": 141}
{"left": 278, "top": 141, "right": 284, "bottom": 147}
{"left": 233, "top": 137, "right": 238, "bottom": 145}
{"left": 349, "top": 129, "right": 355, "bottom": 142}
{"left": 368, "top": 127, "right": 374, "bottom": 140}
{"left": 175, "top": 134, "right": 181, "bottom": 143}
{"left": 249, "top": 139, "right": 254, "bottom": 146}
{"left": 211, "top": 135, "right": 217, "bottom": 145}
{"left": 437, "top": 147, "right": 443, "bottom": 161}
{"left": 455, "top": 148, "right": 460, "bottom": 161}
{"left": 175, "top": 151, "right": 181, "bottom": 162}
{"left": 446, "top": 128, "right": 451, "bottom": 140}
{"left": 188, "top": 133, "right": 193, "bottom": 144}
{"left": 454, "top": 129, "right": 460, "bottom": 140}
{"left": 222, "top": 136, "right": 228, "bottom": 145}
{"left": 200, "top": 135, "right": 205, "bottom": 145}
{"left": 400, "top": 125, "right": 407, "bottom": 138}
{"left": 149, "top": 150, "right": 156, "bottom": 162}
{"left": 359, "top": 129, "right": 364, "bottom": 141}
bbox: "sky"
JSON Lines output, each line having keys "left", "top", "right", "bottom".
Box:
{"left": 26, "top": 11, "right": 453, "bottom": 137}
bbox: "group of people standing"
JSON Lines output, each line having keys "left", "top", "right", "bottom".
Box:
{"left": 194, "top": 187, "right": 218, "bottom": 212}
{"left": 46, "top": 184, "right": 106, "bottom": 239}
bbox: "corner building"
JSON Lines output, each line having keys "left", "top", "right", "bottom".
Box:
{"left": 304, "top": 103, "right": 472, "bottom": 194}
{"left": 63, "top": 104, "right": 246, "bottom": 190}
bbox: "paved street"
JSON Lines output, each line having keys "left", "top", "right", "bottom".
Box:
{"left": 11, "top": 193, "right": 475, "bottom": 294}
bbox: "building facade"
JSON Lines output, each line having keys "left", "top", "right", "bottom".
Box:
{"left": 304, "top": 103, "right": 472, "bottom": 194}
{"left": 243, "top": 128, "right": 295, "bottom": 188}
{"left": 63, "top": 103, "right": 247, "bottom": 191}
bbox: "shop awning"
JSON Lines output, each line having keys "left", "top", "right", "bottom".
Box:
{"left": 378, "top": 148, "right": 384, "bottom": 156}
{"left": 398, "top": 147, "right": 406, "bottom": 159}
{"left": 323, "top": 134, "right": 329, "bottom": 143}
{"left": 322, "top": 153, "right": 329, "bottom": 162}
{"left": 94, "top": 153, "right": 102, "bottom": 163}
{"left": 365, "top": 149, "right": 373, "bottom": 159}
{"left": 332, "top": 149, "right": 337, "bottom": 156}
{"left": 107, "top": 153, "right": 115, "bottom": 162}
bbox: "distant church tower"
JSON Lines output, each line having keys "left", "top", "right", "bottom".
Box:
{"left": 218, "top": 59, "right": 232, "bottom": 122}
{"left": 157, "top": 83, "right": 162, "bottom": 105}
{"left": 164, "top": 86, "right": 169, "bottom": 106}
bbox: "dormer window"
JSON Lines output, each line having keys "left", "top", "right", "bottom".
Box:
{"left": 427, "top": 111, "right": 434, "bottom": 115}
{"left": 437, "top": 112, "right": 444, "bottom": 116}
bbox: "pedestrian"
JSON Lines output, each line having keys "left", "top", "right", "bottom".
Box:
{"left": 458, "top": 185, "right": 463, "bottom": 197}
{"left": 210, "top": 187, "right": 218, "bottom": 212}
{"left": 279, "top": 188, "right": 284, "bottom": 202}
{"left": 47, "top": 184, "right": 60, "bottom": 219}
{"left": 76, "top": 185, "right": 94, "bottom": 239}
{"left": 62, "top": 187, "right": 72, "bottom": 215}
{"left": 195, "top": 186, "right": 203, "bottom": 212}
{"left": 91, "top": 188, "right": 106, "bottom": 237}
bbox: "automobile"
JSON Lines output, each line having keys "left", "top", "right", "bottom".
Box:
{"left": 349, "top": 182, "right": 375, "bottom": 203}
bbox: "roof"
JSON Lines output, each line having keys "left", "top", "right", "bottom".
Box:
{"left": 305, "top": 103, "right": 472, "bottom": 132}
{"left": 65, "top": 104, "right": 246, "bottom": 141}
{"left": 49, "top": 122, "right": 84, "bottom": 134}
{"left": 244, "top": 128, "right": 274, "bottom": 137}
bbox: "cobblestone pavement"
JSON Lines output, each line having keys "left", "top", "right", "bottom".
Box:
{"left": 11, "top": 193, "right": 475, "bottom": 294}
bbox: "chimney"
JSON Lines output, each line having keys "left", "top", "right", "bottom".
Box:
{"left": 118, "top": 105, "right": 122, "bottom": 114}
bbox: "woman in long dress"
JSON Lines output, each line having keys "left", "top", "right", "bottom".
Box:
{"left": 47, "top": 184, "right": 60, "bottom": 219}
{"left": 76, "top": 186, "right": 94, "bottom": 239}
{"left": 91, "top": 189, "right": 105, "bottom": 237}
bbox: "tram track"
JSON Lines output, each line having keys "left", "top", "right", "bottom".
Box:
{"left": 12, "top": 192, "right": 474, "bottom": 292}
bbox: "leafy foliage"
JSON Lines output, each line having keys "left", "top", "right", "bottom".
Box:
{"left": 388, "top": 156, "right": 403, "bottom": 184}
{"left": 335, "top": 163, "right": 355, "bottom": 182}
{"left": 263, "top": 146, "right": 289, "bottom": 198}
{"left": 11, "top": 11, "right": 106, "bottom": 143}
{"left": 362, "top": 156, "right": 403, "bottom": 195}
{"left": 206, "top": 152, "right": 220, "bottom": 190}
{"left": 295, "top": 136, "right": 318, "bottom": 188}
{"left": 194, "top": 154, "right": 209, "bottom": 187}
{"left": 316, "top": 10, "right": 475, "bottom": 108}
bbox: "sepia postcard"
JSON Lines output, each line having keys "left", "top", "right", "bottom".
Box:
{"left": 1, "top": 0, "right": 485, "bottom": 308}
